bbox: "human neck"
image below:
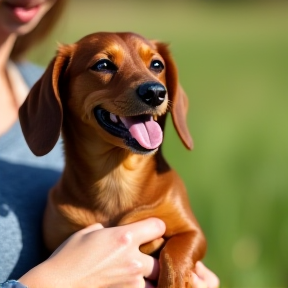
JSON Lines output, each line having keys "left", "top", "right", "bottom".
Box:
{"left": 0, "top": 33, "right": 18, "bottom": 136}
{"left": 0, "top": 34, "right": 17, "bottom": 73}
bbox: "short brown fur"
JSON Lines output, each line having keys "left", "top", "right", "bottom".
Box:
{"left": 19, "top": 32, "right": 206, "bottom": 288}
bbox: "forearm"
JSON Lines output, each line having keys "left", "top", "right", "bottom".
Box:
{"left": 18, "top": 261, "right": 63, "bottom": 288}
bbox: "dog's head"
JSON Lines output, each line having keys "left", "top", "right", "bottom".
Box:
{"left": 19, "top": 32, "right": 193, "bottom": 156}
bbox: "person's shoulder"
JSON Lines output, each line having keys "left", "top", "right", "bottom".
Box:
{"left": 15, "top": 61, "right": 44, "bottom": 88}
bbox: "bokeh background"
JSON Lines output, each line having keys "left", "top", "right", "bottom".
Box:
{"left": 27, "top": 1, "right": 288, "bottom": 287}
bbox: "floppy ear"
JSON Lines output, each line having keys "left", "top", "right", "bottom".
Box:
{"left": 19, "top": 47, "right": 71, "bottom": 156}
{"left": 155, "top": 42, "right": 193, "bottom": 150}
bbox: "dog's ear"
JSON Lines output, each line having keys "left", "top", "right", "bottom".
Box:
{"left": 155, "top": 42, "right": 193, "bottom": 150}
{"left": 19, "top": 46, "right": 72, "bottom": 156}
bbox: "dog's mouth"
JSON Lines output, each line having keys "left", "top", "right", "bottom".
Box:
{"left": 94, "top": 106, "right": 163, "bottom": 153}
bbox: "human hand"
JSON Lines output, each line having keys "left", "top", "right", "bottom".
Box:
{"left": 19, "top": 218, "right": 165, "bottom": 288}
{"left": 192, "top": 261, "right": 220, "bottom": 288}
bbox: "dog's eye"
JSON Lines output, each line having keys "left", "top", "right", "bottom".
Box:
{"left": 150, "top": 60, "right": 164, "bottom": 73}
{"left": 90, "top": 59, "right": 118, "bottom": 73}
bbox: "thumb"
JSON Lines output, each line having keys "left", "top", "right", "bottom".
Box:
{"left": 81, "top": 223, "right": 105, "bottom": 234}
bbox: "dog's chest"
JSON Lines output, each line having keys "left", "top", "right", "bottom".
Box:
{"left": 92, "top": 168, "right": 143, "bottom": 221}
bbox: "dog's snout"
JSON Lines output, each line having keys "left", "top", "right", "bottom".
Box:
{"left": 137, "top": 82, "right": 166, "bottom": 107}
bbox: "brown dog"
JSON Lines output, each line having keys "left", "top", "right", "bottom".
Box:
{"left": 19, "top": 32, "right": 206, "bottom": 288}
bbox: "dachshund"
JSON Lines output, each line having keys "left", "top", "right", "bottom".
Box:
{"left": 19, "top": 32, "right": 207, "bottom": 288}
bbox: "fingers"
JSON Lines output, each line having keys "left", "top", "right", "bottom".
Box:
{"left": 123, "top": 217, "right": 166, "bottom": 245}
{"left": 192, "top": 273, "right": 209, "bottom": 288}
{"left": 117, "top": 219, "right": 163, "bottom": 285}
{"left": 81, "top": 223, "right": 104, "bottom": 234}
{"left": 142, "top": 278, "right": 157, "bottom": 288}
{"left": 119, "top": 218, "right": 164, "bottom": 283}
{"left": 145, "top": 279, "right": 157, "bottom": 288}
{"left": 194, "top": 262, "right": 220, "bottom": 288}
{"left": 141, "top": 255, "right": 159, "bottom": 281}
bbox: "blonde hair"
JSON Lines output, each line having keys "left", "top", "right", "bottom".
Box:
{"left": 11, "top": 0, "right": 67, "bottom": 60}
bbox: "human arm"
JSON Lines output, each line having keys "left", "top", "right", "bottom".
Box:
{"left": 17, "top": 218, "right": 219, "bottom": 288}
{"left": 18, "top": 218, "right": 165, "bottom": 288}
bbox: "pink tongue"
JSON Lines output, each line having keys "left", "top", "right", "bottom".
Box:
{"left": 120, "top": 116, "right": 163, "bottom": 150}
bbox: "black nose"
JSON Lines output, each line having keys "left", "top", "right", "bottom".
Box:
{"left": 137, "top": 82, "right": 166, "bottom": 107}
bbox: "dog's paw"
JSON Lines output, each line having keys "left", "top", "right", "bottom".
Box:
{"left": 140, "top": 237, "right": 165, "bottom": 255}
{"left": 158, "top": 251, "right": 194, "bottom": 288}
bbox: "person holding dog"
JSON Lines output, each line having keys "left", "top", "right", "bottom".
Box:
{"left": 0, "top": 0, "right": 219, "bottom": 287}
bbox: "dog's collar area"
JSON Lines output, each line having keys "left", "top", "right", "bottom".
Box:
{"left": 93, "top": 106, "right": 163, "bottom": 154}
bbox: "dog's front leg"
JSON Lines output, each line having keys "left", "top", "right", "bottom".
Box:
{"left": 158, "top": 231, "right": 206, "bottom": 288}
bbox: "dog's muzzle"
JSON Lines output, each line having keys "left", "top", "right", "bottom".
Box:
{"left": 94, "top": 107, "right": 163, "bottom": 154}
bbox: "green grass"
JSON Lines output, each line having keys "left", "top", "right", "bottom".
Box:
{"left": 28, "top": 1, "right": 288, "bottom": 287}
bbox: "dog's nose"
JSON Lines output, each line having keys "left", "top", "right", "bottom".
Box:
{"left": 137, "top": 82, "right": 166, "bottom": 107}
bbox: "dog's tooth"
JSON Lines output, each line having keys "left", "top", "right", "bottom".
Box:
{"left": 110, "top": 113, "right": 118, "bottom": 123}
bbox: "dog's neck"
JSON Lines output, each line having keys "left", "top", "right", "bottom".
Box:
{"left": 58, "top": 122, "right": 158, "bottom": 220}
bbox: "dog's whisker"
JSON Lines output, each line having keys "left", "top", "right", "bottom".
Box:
{"left": 167, "top": 100, "right": 173, "bottom": 111}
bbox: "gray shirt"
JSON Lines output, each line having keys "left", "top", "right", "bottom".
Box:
{"left": 0, "top": 62, "right": 64, "bottom": 281}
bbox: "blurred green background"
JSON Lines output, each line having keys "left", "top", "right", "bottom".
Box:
{"left": 28, "top": 1, "right": 288, "bottom": 287}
